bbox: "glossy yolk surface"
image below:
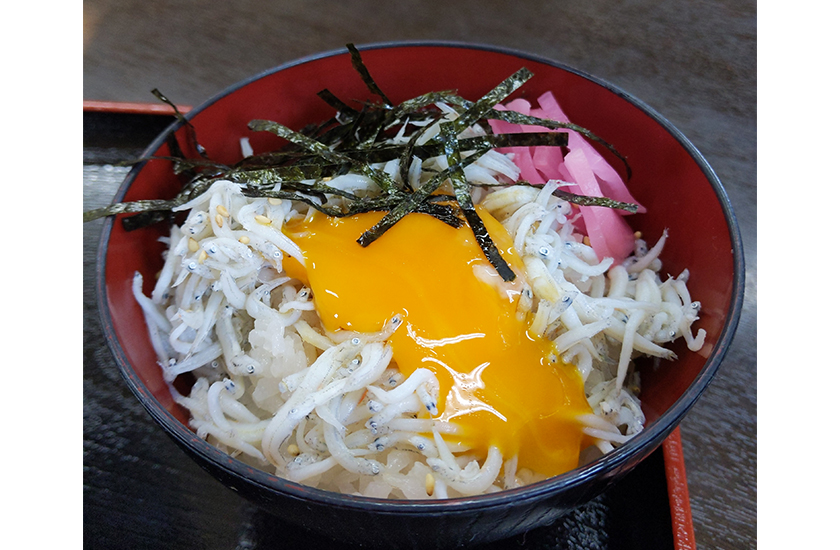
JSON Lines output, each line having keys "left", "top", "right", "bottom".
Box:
{"left": 283, "top": 207, "right": 591, "bottom": 477}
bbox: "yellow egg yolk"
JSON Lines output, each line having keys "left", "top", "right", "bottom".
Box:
{"left": 283, "top": 207, "right": 591, "bottom": 477}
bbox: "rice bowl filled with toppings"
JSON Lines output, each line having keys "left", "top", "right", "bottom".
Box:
{"left": 90, "top": 45, "right": 706, "bottom": 500}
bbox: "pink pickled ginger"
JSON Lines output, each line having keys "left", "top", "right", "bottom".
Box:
{"left": 488, "top": 92, "right": 641, "bottom": 262}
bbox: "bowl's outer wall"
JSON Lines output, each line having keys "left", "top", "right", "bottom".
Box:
{"left": 169, "top": 431, "right": 621, "bottom": 549}
{"left": 99, "top": 44, "right": 741, "bottom": 548}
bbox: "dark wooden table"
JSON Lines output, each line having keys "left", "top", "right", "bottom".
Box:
{"left": 83, "top": 1, "right": 757, "bottom": 548}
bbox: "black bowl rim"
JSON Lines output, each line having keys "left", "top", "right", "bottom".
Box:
{"left": 96, "top": 40, "right": 745, "bottom": 514}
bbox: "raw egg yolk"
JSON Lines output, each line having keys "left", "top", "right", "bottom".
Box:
{"left": 283, "top": 208, "right": 591, "bottom": 477}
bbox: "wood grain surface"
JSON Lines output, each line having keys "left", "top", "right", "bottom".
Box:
{"left": 83, "top": 1, "right": 757, "bottom": 548}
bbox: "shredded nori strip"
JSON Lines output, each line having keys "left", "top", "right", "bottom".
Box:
{"left": 316, "top": 88, "right": 359, "bottom": 122}
{"left": 84, "top": 43, "right": 639, "bottom": 281}
{"left": 387, "top": 90, "right": 460, "bottom": 121}
{"left": 83, "top": 197, "right": 185, "bottom": 223}
{"left": 441, "top": 67, "right": 533, "bottom": 138}
{"left": 439, "top": 121, "right": 515, "bottom": 281}
{"left": 121, "top": 210, "right": 172, "bottom": 231}
{"left": 152, "top": 89, "right": 208, "bottom": 159}
{"left": 472, "top": 182, "right": 638, "bottom": 213}
{"left": 398, "top": 111, "right": 440, "bottom": 190}
{"left": 346, "top": 43, "right": 393, "bottom": 107}
{"left": 550, "top": 189, "right": 637, "bottom": 212}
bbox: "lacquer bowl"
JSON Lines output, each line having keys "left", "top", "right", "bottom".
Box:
{"left": 96, "top": 42, "right": 744, "bottom": 549}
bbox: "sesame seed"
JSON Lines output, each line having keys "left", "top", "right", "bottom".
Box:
{"left": 287, "top": 444, "right": 300, "bottom": 456}
{"left": 238, "top": 236, "right": 250, "bottom": 244}
{"left": 215, "top": 214, "right": 224, "bottom": 228}
{"left": 198, "top": 250, "right": 208, "bottom": 263}
{"left": 216, "top": 204, "right": 230, "bottom": 217}
{"left": 268, "top": 198, "right": 283, "bottom": 205}
{"left": 425, "top": 473, "right": 435, "bottom": 496}
{"left": 255, "top": 214, "right": 272, "bottom": 225}
{"left": 188, "top": 238, "right": 200, "bottom": 252}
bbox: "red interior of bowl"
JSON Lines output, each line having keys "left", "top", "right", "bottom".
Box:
{"left": 103, "top": 44, "right": 735, "bottom": 432}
